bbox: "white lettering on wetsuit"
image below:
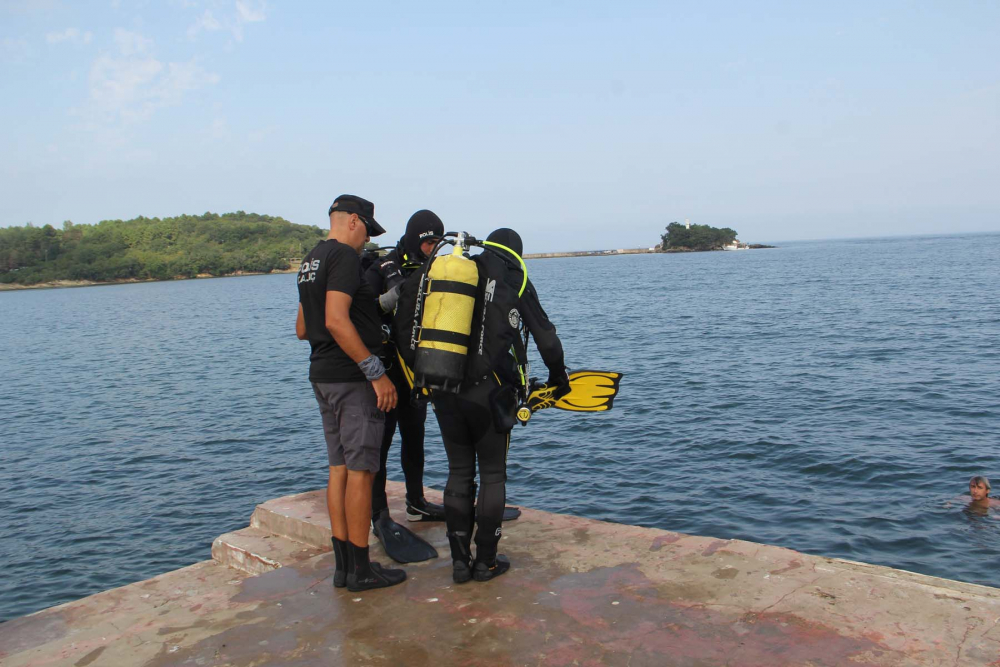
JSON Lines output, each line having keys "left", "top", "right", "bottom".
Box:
{"left": 476, "top": 278, "right": 496, "bottom": 356}
{"left": 380, "top": 258, "right": 401, "bottom": 282}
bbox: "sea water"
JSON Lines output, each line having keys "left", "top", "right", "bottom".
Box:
{"left": 1, "top": 232, "right": 998, "bottom": 621}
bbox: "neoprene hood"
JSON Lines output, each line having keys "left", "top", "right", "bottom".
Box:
{"left": 402, "top": 210, "right": 444, "bottom": 261}
{"left": 486, "top": 228, "right": 523, "bottom": 258}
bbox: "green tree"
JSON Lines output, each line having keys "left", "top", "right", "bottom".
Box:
{"left": 0, "top": 212, "right": 325, "bottom": 286}
{"left": 660, "top": 222, "right": 737, "bottom": 251}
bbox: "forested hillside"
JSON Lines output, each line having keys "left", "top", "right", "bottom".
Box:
{"left": 0, "top": 212, "right": 325, "bottom": 285}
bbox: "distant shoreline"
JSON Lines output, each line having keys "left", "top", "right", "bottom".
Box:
{"left": 523, "top": 248, "right": 655, "bottom": 259}
{"left": 0, "top": 268, "right": 299, "bottom": 292}
{"left": 524, "top": 244, "right": 775, "bottom": 259}
{"left": 1, "top": 244, "right": 777, "bottom": 291}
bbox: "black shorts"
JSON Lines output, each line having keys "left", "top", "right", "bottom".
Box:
{"left": 311, "top": 381, "right": 384, "bottom": 472}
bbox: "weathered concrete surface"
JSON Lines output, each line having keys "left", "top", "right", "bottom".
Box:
{"left": 4, "top": 481, "right": 1000, "bottom": 666}
{"left": 211, "top": 526, "right": 325, "bottom": 576}
{"left": 217, "top": 484, "right": 444, "bottom": 575}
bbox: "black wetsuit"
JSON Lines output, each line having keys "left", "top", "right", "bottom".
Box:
{"left": 365, "top": 246, "right": 429, "bottom": 514}
{"left": 434, "top": 261, "right": 566, "bottom": 566}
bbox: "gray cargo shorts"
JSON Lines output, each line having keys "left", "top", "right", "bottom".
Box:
{"left": 311, "top": 381, "right": 384, "bottom": 473}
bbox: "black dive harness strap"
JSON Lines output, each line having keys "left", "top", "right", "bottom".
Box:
{"left": 419, "top": 329, "right": 471, "bottom": 346}
{"left": 428, "top": 279, "right": 478, "bottom": 298}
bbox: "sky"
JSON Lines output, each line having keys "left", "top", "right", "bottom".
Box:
{"left": 1, "top": 1, "right": 998, "bottom": 251}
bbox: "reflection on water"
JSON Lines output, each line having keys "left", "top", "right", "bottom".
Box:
{"left": 960, "top": 500, "right": 999, "bottom": 524}
{"left": 942, "top": 494, "right": 1000, "bottom": 546}
{"left": 962, "top": 504, "right": 992, "bottom": 520}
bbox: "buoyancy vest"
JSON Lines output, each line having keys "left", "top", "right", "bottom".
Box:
{"left": 393, "top": 244, "right": 528, "bottom": 392}
{"left": 465, "top": 247, "right": 528, "bottom": 388}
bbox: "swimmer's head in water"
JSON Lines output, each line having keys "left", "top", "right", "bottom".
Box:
{"left": 969, "top": 476, "right": 991, "bottom": 502}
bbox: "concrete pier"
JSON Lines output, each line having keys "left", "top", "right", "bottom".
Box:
{"left": 3, "top": 482, "right": 1000, "bottom": 666}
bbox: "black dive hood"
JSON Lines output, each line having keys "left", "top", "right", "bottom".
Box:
{"left": 401, "top": 210, "right": 444, "bottom": 262}
{"left": 485, "top": 228, "right": 523, "bottom": 263}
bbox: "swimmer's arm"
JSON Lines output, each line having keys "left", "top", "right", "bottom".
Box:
{"left": 296, "top": 304, "right": 307, "bottom": 340}
{"left": 944, "top": 494, "right": 970, "bottom": 509}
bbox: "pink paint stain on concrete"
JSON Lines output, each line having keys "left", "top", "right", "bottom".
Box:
{"left": 769, "top": 559, "right": 803, "bottom": 575}
{"left": 649, "top": 534, "right": 681, "bottom": 552}
{"left": 701, "top": 539, "right": 729, "bottom": 557}
{"left": 530, "top": 563, "right": 898, "bottom": 667}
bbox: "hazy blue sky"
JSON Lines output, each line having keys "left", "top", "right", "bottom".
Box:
{"left": 2, "top": 1, "right": 998, "bottom": 251}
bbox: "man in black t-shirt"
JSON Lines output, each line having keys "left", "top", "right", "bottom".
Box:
{"left": 295, "top": 194, "right": 406, "bottom": 592}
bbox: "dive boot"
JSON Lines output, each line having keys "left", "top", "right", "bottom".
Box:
{"left": 346, "top": 543, "right": 407, "bottom": 592}
{"left": 447, "top": 531, "right": 474, "bottom": 584}
{"left": 453, "top": 560, "right": 473, "bottom": 584}
{"left": 405, "top": 497, "right": 446, "bottom": 522}
{"left": 331, "top": 537, "right": 349, "bottom": 588}
{"left": 473, "top": 554, "right": 511, "bottom": 582}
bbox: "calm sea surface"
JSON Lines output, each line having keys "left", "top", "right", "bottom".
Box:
{"left": 2, "top": 233, "right": 999, "bottom": 621}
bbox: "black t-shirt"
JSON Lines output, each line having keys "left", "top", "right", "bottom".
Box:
{"left": 297, "top": 239, "right": 382, "bottom": 383}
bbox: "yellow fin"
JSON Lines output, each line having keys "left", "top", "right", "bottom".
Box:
{"left": 526, "top": 370, "right": 622, "bottom": 415}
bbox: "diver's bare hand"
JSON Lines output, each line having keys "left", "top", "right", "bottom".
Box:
{"left": 372, "top": 374, "right": 397, "bottom": 412}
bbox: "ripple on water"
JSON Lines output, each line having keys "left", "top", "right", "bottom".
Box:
{"left": 2, "top": 235, "right": 1000, "bottom": 620}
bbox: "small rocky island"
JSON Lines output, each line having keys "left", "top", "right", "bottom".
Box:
{"left": 657, "top": 221, "right": 775, "bottom": 252}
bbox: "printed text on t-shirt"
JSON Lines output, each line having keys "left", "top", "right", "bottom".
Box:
{"left": 298, "top": 259, "right": 320, "bottom": 284}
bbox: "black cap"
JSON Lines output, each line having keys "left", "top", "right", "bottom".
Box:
{"left": 403, "top": 210, "right": 445, "bottom": 260}
{"left": 328, "top": 194, "right": 386, "bottom": 237}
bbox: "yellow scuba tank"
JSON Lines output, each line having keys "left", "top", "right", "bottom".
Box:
{"left": 413, "top": 243, "right": 479, "bottom": 392}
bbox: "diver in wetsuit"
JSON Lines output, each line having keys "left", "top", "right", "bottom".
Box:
{"left": 364, "top": 211, "right": 447, "bottom": 561}
{"left": 433, "top": 228, "right": 569, "bottom": 583}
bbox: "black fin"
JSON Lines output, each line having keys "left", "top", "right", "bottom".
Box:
{"left": 372, "top": 511, "right": 438, "bottom": 563}
{"left": 472, "top": 505, "right": 522, "bottom": 522}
